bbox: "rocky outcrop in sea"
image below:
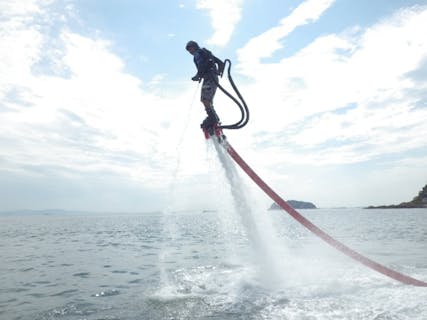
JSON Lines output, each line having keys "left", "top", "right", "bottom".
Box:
{"left": 269, "top": 200, "right": 317, "bottom": 210}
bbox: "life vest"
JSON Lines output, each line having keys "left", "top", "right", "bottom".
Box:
{"left": 195, "top": 48, "right": 225, "bottom": 77}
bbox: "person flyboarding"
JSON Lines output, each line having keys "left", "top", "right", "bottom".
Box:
{"left": 185, "top": 40, "right": 249, "bottom": 139}
{"left": 185, "top": 40, "right": 224, "bottom": 132}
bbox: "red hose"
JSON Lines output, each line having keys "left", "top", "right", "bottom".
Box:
{"left": 222, "top": 139, "right": 427, "bottom": 287}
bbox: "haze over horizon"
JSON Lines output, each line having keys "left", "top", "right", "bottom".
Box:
{"left": 1, "top": 0, "right": 427, "bottom": 212}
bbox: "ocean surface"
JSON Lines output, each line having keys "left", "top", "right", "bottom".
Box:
{"left": 1, "top": 207, "right": 427, "bottom": 320}
{"left": 1, "top": 144, "right": 427, "bottom": 319}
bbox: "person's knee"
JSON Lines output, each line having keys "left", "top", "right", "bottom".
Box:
{"left": 202, "top": 100, "right": 211, "bottom": 108}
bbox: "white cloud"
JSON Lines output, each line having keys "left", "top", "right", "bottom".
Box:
{"left": 237, "top": 0, "right": 335, "bottom": 73}
{"left": 0, "top": 0, "right": 48, "bottom": 16}
{"left": 0, "top": 2, "right": 210, "bottom": 196}
{"left": 237, "top": 5, "right": 427, "bottom": 167}
{"left": 196, "top": 0, "right": 243, "bottom": 47}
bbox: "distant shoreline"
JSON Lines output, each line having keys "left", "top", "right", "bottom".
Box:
{"left": 365, "top": 184, "right": 427, "bottom": 209}
{"left": 365, "top": 204, "right": 427, "bottom": 209}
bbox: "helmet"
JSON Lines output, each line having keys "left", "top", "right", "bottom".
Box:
{"left": 185, "top": 40, "right": 199, "bottom": 50}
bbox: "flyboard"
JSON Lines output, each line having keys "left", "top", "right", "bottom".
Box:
{"left": 200, "top": 58, "right": 427, "bottom": 287}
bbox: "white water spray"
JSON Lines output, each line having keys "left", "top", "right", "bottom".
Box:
{"left": 157, "top": 86, "right": 201, "bottom": 297}
{"left": 211, "top": 139, "right": 289, "bottom": 289}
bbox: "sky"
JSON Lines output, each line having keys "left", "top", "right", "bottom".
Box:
{"left": 1, "top": 0, "right": 427, "bottom": 212}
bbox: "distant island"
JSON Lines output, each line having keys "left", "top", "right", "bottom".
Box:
{"left": 366, "top": 184, "right": 427, "bottom": 209}
{"left": 269, "top": 200, "right": 317, "bottom": 210}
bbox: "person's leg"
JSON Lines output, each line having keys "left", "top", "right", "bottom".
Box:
{"left": 200, "top": 77, "right": 219, "bottom": 127}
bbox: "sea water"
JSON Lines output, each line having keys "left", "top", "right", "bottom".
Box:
{"left": 1, "top": 208, "right": 427, "bottom": 319}
{"left": 1, "top": 145, "right": 427, "bottom": 319}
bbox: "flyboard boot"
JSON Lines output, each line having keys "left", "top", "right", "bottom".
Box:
{"left": 201, "top": 106, "right": 222, "bottom": 140}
